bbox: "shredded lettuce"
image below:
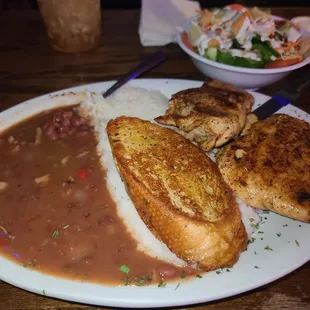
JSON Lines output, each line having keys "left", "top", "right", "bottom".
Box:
{"left": 216, "top": 50, "right": 264, "bottom": 68}
{"left": 251, "top": 35, "right": 280, "bottom": 64}
{"left": 202, "top": 35, "right": 281, "bottom": 68}
{"left": 231, "top": 39, "right": 244, "bottom": 50}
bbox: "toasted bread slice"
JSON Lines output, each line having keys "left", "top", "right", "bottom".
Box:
{"left": 107, "top": 116, "right": 247, "bottom": 270}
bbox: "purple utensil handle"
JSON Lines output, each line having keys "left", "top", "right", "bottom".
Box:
{"left": 103, "top": 51, "right": 167, "bottom": 98}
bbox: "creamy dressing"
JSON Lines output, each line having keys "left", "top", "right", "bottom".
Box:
{"left": 269, "top": 38, "right": 282, "bottom": 49}
{"left": 287, "top": 26, "right": 301, "bottom": 42}
{"left": 238, "top": 31, "right": 255, "bottom": 49}
{"left": 230, "top": 49, "right": 260, "bottom": 60}
{"left": 244, "top": 51, "right": 260, "bottom": 60}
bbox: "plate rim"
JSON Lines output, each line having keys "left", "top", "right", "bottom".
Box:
{"left": 0, "top": 78, "right": 309, "bottom": 308}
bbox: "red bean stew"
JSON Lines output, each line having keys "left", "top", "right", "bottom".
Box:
{"left": 0, "top": 106, "right": 196, "bottom": 286}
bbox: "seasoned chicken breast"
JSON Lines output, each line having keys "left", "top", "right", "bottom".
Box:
{"left": 217, "top": 114, "right": 310, "bottom": 222}
{"left": 155, "top": 78, "right": 254, "bottom": 152}
{"left": 107, "top": 116, "right": 247, "bottom": 271}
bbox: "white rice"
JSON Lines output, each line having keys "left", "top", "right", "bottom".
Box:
{"left": 81, "top": 86, "right": 186, "bottom": 266}
{"left": 80, "top": 86, "right": 259, "bottom": 266}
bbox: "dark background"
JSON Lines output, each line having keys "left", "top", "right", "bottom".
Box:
{"left": 0, "top": 0, "right": 309, "bottom": 10}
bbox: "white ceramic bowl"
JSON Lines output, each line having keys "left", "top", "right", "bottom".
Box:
{"left": 177, "top": 17, "right": 310, "bottom": 89}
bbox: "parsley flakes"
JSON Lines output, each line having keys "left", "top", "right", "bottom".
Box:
{"left": 134, "top": 275, "right": 152, "bottom": 286}
{"left": 123, "top": 276, "right": 131, "bottom": 286}
{"left": 158, "top": 282, "right": 166, "bottom": 288}
{"left": 120, "top": 265, "right": 130, "bottom": 274}
{"left": 28, "top": 260, "right": 36, "bottom": 267}
{"left": 51, "top": 229, "right": 59, "bottom": 238}
{"left": 247, "top": 237, "right": 256, "bottom": 244}
{"left": 264, "top": 246, "right": 273, "bottom": 251}
{"left": 251, "top": 223, "right": 260, "bottom": 229}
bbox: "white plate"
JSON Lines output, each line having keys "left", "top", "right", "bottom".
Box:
{"left": 0, "top": 79, "right": 309, "bottom": 308}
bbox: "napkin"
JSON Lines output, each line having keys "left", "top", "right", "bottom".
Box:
{"left": 139, "top": 0, "right": 200, "bottom": 46}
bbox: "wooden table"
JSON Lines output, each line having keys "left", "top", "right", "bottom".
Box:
{"left": 0, "top": 7, "right": 309, "bottom": 310}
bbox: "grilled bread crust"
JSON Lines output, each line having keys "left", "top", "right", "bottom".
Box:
{"left": 217, "top": 114, "right": 310, "bottom": 222}
{"left": 155, "top": 78, "right": 254, "bottom": 152}
{"left": 107, "top": 116, "right": 247, "bottom": 270}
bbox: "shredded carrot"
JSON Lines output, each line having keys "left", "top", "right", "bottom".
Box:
{"left": 276, "top": 41, "right": 299, "bottom": 52}
{"left": 275, "top": 20, "right": 301, "bottom": 32}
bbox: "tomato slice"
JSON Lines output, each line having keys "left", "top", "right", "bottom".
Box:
{"left": 265, "top": 57, "right": 302, "bottom": 68}
{"left": 181, "top": 31, "right": 194, "bottom": 52}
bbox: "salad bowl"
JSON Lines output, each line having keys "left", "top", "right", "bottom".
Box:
{"left": 177, "top": 9, "right": 310, "bottom": 89}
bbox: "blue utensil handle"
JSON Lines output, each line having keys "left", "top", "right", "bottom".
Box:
{"left": 253, "top": 95, "right": 291, "bottom": 120}
{"left": 103, "top": 51, "right": 167, "bottom": 98}
{"left": 273, "top": 95, "right": 291, "bottom": 108}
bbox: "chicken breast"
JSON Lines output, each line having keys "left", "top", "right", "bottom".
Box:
{"left": 155, "top": 78, "right": 254, "bottom": 152}
{"left": 107, "top": 116, "right": 247, "bottom": 270}
{"left": 217, "top": 114, "right": 310, "bottom": 222}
